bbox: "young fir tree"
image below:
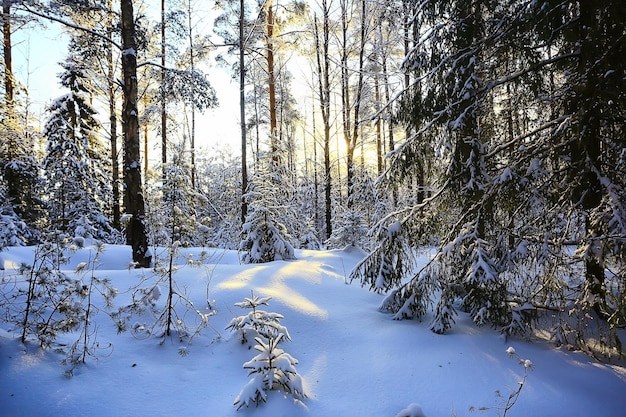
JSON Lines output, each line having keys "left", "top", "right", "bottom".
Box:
{"left": 42, "top": 54, "right": 118, "bottom": 242}
{"left": 239, "top": 154, "right": 296, "bottom": 263}
{"left": 149, "top": 153, "right": 204, "bottom": 247}
{"left": 326, "top": 208, "right": 369, "bottom": 250}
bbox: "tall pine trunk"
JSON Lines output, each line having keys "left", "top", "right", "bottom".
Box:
{"left": 121, "top": 0, "right": 150, "bottom": 267}
{"left": 314, "top": 7, "right": 332, "bottom": 240}
{"left": 239, "top": 0, "right": 248, "bottom": 224}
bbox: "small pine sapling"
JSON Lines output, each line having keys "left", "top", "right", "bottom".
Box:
{"left": 226, "top": 291, "right": 290, "bottom": 345}
{"left": 229, "top": 293, "right": 306, "bottom": 410}
{"left": 234, "top": 334, "right": 306, "bottom": 410}
{"left": 12, "top": 237, "right": 83, "bottom": 348}
{"left": 113, "top": 247, "right": 214, "bottom": 352}
{"left": 62, "top": 242, "right": 116, "bottom": 376}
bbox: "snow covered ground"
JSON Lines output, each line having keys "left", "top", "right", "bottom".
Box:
{"left": 1, "top": 244, "right": 625, "bottom": 417}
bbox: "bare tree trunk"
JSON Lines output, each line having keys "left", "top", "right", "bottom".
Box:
{"left": 339, "top": 0, "right": 351, "bottom": 207}
{"left": 161, "top": 0, "right": 167, "bottom": 177}
{"left": 121, "top": 0, "right": 150, "bottom": 267}
{"left": 314, "top": 7, "right": 332, "bottom": 240}
{"left": 2, "top": 0, "right": 13, "bottom": 107}
{"left": 107, "top": 0, "right": 120, "bottom": 229}
{"left": 239, "top": 0, "right": 248, "bottom": 224}
{"left": 187, "top": 0, "right": 196, "bottom": 188}
{"left": 348, "top": 0, "right": 367, "bottom": 205}
{"left": 266, "top": 0, "right": 278, "bottom": 161}
{"left": 374, "top": 75, "right": 383, "bottom": 175}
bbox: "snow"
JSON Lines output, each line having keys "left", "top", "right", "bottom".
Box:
{"left": 1, "top": 244, "right": 625, "bottom": 417}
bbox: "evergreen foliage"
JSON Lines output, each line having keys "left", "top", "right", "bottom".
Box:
{"left": 0, "top": 181, "right": 35, "bottom": 246}
{"left": 239, "top": 156, "right": 296, "bottom": 264}
{"left": 352, "top": 0, "right": 626, "bottom": 355}
{"left": 149, "top": 153, "right": 207, "bottom": 247}
{"left": 226, "top": 292, "right": 290, "bottom": 345}
{"left": 229, "top": 293, "right": 306, "bottom": 410}
{"left": 42, "top": 54, "right": 118, "bottom": 242}
{"left": 0, "top": 110, "right": 44, "bottom": 244}
{"left": 326, "top": 208, "right": 369, "bottom": 250}
{"left": 2, "top": 237, "right": 81, "bottom": 348}
{"left": 63, "top": 242, "right": 116, "bottom": 376}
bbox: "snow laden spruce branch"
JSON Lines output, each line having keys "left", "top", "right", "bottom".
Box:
{"left": 227, "top": 292, "right": 306, "bottom": 410}
{"left": 350, "top": 0, "right": 626, "bottom": 358}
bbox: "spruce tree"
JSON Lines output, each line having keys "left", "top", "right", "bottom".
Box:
{"left": 352, "top": 0, "right": 626, "bottom": 354}
{"left": 42, "top": 54, "right": 117, "bottom": 242}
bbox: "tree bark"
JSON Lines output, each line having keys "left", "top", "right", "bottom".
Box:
{"left": 121, "top": 0, "right": 150, "bottom": 267}
{"left": 266, "top": 0, "right": 278, "bottom": 161}
{"left": 161, "top": 0, "right": 167, "bottom": 178}
{"left": 108, "top": 0, "right": 120, "bottom": 229}
{"left": 571, "top": 0, "right": 607, "bottom": 319}
{"left": 2, "top": 0, "right": 13, "bottom": 107}
{"left": 239, "top": 0, "right": 248, "bottom": 224}
{"left": 314, "top": 7, "right": 332, "bottom": 240}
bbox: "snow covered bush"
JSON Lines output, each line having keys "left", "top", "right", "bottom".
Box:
{"left": 229, "top": 294, "right": 306, "bottom": 410}
{"left": 234, "top": 334, "right": 306, "bottom": 410}
{"left": 0, "top": 196, "right": 33, "bottom": 247}
{"left": 396, "top": 403, "right": 426, "bottom": 417}
{"left": 299, "top": 222, "right": 322, "bottom": 250}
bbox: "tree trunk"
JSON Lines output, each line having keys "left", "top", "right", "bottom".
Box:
{"left": 161, "top": 0, "right": 167, "bottom": 178}
{"left": 339, "top": 0, "right": 351, "bottom": 207}
{"left": 2, "top": 0, "right": 13, "bottom": 107}
{"left": 108, "top": 0, "right": 120, "bottom": 229}
{"left": 266, "top": 0, "right": 278, "bottom": 161}
{"left": 121, "top": 0, "right": 150, "bottom": 267}
{"left": 572, "top": 0, "right": 607, "bottom": 319}
{"left": 187, "top": 0, "right": 196, "bottom": 188}
{"left": 239, "top": 0, "right": 248, "bottom": 224}
{"left": 314, "top": 7, "right": 332, "bottom": 240}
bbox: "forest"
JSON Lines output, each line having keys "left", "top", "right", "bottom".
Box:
{"left": 1, "top": 0, "right": 625, "bottom": 362}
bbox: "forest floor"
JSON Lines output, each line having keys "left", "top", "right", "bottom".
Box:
{"left": 1, "top": 243, "right": 625, "bottom": 417}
